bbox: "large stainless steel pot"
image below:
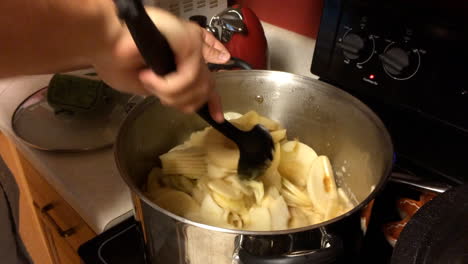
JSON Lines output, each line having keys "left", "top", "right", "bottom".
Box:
{"left": 114, "top": 70, "right": 393, "bottom": 264}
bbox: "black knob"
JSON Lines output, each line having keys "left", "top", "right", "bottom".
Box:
{"left": 340, "top": 33, "right": 365, "bottom": 60}
{"left": 189, "top": 15, "right": 207, "bottom": 28}
{"left": 379, "top": 47, "right": 409, "bottom": 76}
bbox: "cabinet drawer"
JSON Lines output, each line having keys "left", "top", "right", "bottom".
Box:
{"left": 35, "top": 206, "right": 83, "bottom": 264}
{"left": 16, "top": 152, "right": 96, "bottom": 251}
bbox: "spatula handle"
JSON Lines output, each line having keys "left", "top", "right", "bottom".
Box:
{"left": 114, "top": 0, "right": 176, "bottom": 75}
{"left": 197, "top": 104, "right": 241, "bottom": 140}
{"left": 115, "top": 0, "right": 224, "bottom": 129}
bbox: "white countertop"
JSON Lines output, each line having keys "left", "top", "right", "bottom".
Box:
{"left": 0, "top": 22, "right": 317, "bottom": 234}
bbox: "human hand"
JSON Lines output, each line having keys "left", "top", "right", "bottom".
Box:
{"left": 91, "top": 7, "right": 229, "bottom": 122}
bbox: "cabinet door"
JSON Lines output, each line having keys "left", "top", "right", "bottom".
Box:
{"left": 18, "top": 151, "right": 96, "bottom": 252}
{"left": 0, "top": 133, "right": 54, "bottom": 264}
{"left": 36, "top": 206, "right": 84, "bottom": 264}
{"left": 0, "top": 132, "right": 96, "bottom": 263}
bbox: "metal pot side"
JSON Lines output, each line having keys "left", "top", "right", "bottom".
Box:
{"left": 115, "top": 71, "right": 394, "bottom": 263}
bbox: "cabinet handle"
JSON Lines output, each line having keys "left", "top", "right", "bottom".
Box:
{"left": 35, "top": 202, "right": 76, "bottom": 238}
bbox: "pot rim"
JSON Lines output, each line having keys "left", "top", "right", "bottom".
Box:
{"left": 114, "top": 70, "right": 394, "bottom": 235}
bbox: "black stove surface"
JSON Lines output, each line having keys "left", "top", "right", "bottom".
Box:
{"left": 78, "top": 217, "right": 147, "bottom": 264}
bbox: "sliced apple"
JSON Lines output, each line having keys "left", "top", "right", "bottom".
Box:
{"left": 271, "top": 129, "right": 287, "bottom": 143}
{"left": 324, "top": 199, "right": 343, "bottom": 221}
{"left": 153, "top": 189, "right": 200, "bottom": 217}
{"left": 306, "top": 156, "right": 339, "bottom": 215}
{"left": 281, "top": 178, "right": 312, "bottom": 206}
{"left": 207, "top": 163, "right": 236, "bottom": 179}
{"left": 289, "top": 207, "right": 309, "bottom": 229}
{"left": 208, "top": 179, "right": 243, "bottom": 200}
{"left": 167, "top": 175, "right": 195, "bottom": 194}
{"left": 259, "top": 143, "right": 282, "bottom": 190}
{"left": 268, "top": 196, "right": 290, "bottom": 230}
{"left": 300, "top": 207, "right": 324, "bottom": 225}
{"left": 337, "top": 188, "right": 354, "bottom": 212}
{"left": 223, "top": 112, "right": 243, "bottom": 120}
{"left": 191, "top": 181, "right": 210, "bottom": 205}
{"left": 227, "top": 212, "right": 244, "bottom": 229}
{"left": 258, "top": 115, "right": 281, "bottom": 131}
{"left": 212, "top": 192, "right": 246, "bottom": 213}
{"left": 281, "top": 189, "right": 314, "bottom": 208}
{"left": 146, "top": 167, "right": 163, "bottom": 193}
{"left": 279, "top": 140, "right": 318, "bottom": 187}
{"left": 230, "top": 111, "right": 259, "bottom": 130}
{"left": 160, "top": 146, "right": 207, "bottom": 179}
{"left": 245, "top": 180, "right": 264, "bottom": 205}
{"left": 225, "top": 175, "right": 253, "bottom": 196}
{"left": 246, "top": 207, "right": 272, "bottom": 231}
{"left": 199, "top": 194, "right": 226, "bottom": 226}
{"left": 204, "top": 128, "right": 239, "bottom": 170}
{"left": 188, "top": 127, "right": 211, "bottom": 147}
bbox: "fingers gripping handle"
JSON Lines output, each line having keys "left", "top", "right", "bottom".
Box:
{"left": 114, "top": 0, "right": 176, "bottom": 75}
{"left": 114, "top": 0, "right": 219, "bottom": 124}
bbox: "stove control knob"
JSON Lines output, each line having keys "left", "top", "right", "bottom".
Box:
{"left": 339, "top": 33, "right": 365, "bottom": 60}
{"left": 379, "top": 45, "right": 420, "bottom": 80}
{"left": 379, "top": 47, "right": 409, "bottom": 76}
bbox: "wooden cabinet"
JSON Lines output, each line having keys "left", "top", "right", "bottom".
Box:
{"left": 0, "top": 132, "right": 96, "bottom": 264}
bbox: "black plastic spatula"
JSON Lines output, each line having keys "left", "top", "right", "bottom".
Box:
{"left": 114, "top": 0, "right": 274, "bottom": 180}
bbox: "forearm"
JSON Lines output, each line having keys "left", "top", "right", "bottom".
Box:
{"left": 0, "top": 0, "right": 122, "bottom": 77}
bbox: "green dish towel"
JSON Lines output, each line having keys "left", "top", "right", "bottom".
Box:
{"left": 47, "top": 73, "right": 113, "bottom": 114}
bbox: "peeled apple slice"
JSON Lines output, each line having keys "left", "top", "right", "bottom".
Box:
{"left": 244, "top": 180, "right": 264, "bottom": 205}
{"left": 153, "top": 189, "right": 200, "bottom": 217}
{"left": 266, "top": 186, "right": 280, "bottom": 199}
{"left": 224, "top": 112, "right": 242, "bottom": 120}
{"left": 192, "top": 181, "right": 210, "bottom": 204}
{"left": 207, "top": 163, "right": 236, "bottom": 179}
{"left": 258, "top": 115, "right": 280, "bottom": 131}
{"left": 261, "top": 194, "right": 276, "bottom": 209}
{"left": 289, "top": 207, "right": 309, "bottom": 229}
{"left": 325, "top": 198, "right": 343, "bottom": 220}
{"left": 188, "top": 127, "right": 210, "bottom": 147}
{"left": 282, "top": 178, "right": 312, "bottom": 206}
{"left": 208, "top": 179, "right": 243, "bottom": 200}
{"left": 282, "top": 189, "right": 313, "bottom": 208}
{"left": 337, "top": 188, "right": 354, "bottom": 212}
{"left": 212, "top": 192, "right": 246, "bottom": 213}
{"left": 300, "top": 207, "right": 324, "bottom": 225}
{"left": 307, "top": 156, "right": 339, "bottom": 215}
{"left": 227, "top": 212, "right": 244, "bottom": 229}
{"left": 230, "top": 111, "right": 259, "bottom": 130}
{"left": 160, "top": 146, "right": 207, "bottom": 179}
{"left": 204, "top": 129, "right": 239, "bottom": 170}
{"left": 268, "top": 196, "right": 290, "bottom": 230}
{"left": 271, "top": 129, "right": 286, "bottom": 143}
{"left": 225, "top": 176, "right": 253, "bottom": 196}
{"left": 259, "top": 143, "right": 282, "bottom": 190}
{"left": 199, "top": 194, "right": 225, "bottom": 226}
{"left": 146, "top": 167, "right": 162, "bottom": 193}
{"left": 279, "top": 140, "right": 318, "bottom": 187}
{"left": 162, "top": 175, "right": 195, "bottom": 195}
{"left": 246, "top": 207, "right": 271, "bottom": 231}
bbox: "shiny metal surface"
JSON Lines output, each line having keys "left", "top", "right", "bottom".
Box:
{"left": 12, "top": 86, "right": 132, "bottom": 152}
{"left": 115, "top": 70, "right": 394, "bottom": 263}
{"left": 208, "top": 7, "right": 245, "bottom": 42}
{"left": 390, "top": 172, "right": 452, "bottom": 193}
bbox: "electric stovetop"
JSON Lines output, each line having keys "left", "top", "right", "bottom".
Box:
{"left": 78, "top": 217, "right": 147, "bottom": 264}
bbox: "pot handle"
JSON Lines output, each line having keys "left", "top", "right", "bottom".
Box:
{"left": 236, "top": 229, "right": 343, "bottom": 264}
{"left": 208, "top": 57, "right": 253, "bottom": 71}
{"left": 390, "top": 172, "right": 452, "bottom": 194}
